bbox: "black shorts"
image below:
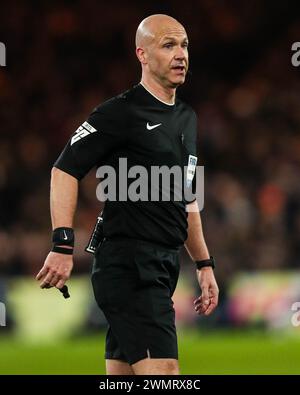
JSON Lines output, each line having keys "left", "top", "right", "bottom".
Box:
{"left": 91, "top": 237, "right": 180, "bottom": 365}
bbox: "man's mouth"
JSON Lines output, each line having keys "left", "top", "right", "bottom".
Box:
{"left": 171, "top": 65, "right": 185, "bottom": 72}
{"left": 171, "top": 65, "right": 186, "bottom": 76}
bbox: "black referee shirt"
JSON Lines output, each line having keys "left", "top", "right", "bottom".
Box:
{"left": 54, "top": 83, "right": 198, "bottom": 248}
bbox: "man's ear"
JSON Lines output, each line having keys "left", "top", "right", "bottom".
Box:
{"left": 136, "top": 47, "right": 148, "bottom": 64}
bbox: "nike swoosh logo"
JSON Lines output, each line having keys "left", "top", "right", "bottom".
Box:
{"left": 63, "top": 230, "right": 68, "bottom": 240}
{"left": 147, "top": 122, "right": 162, "bottom": 130}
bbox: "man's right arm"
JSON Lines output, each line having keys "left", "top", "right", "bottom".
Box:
{"left": 50, "top": 167, "right": 78, "bottom": 229}
{"left": 35, "top": 100, "right": 127, "bottom": 290}
{"left": 36, "top": 168, "right": 78, "bottom": 289}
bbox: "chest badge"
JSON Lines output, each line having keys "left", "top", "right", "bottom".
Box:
{"left": 186, "top": 155, "right": 198, "bottom": 188}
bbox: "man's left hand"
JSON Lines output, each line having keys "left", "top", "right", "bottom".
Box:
{"left": 194, "top": 267, "right": 219, "bottom": 316}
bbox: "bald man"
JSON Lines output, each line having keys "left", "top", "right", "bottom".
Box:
{"left": 36, "top": 14, "right": 219, "bottom": 375}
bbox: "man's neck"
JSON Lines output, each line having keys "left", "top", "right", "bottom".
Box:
{"left": 140, "top": 77, "right": 176, "bottom": 105}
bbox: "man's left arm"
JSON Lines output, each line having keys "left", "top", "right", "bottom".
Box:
{"left": 184, "top": 200, "right": 219, "bottom": 316}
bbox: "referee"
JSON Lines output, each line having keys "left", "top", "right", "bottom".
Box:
{"left": 36, "top": 14, "right": 219, "bottom": 375}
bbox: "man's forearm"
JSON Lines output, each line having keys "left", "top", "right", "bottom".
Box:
{"left": 184, "top": 200, "right": 210, "bottom": 261}
{"left": 50, "top": 167, "right": 78, "bottom": 229}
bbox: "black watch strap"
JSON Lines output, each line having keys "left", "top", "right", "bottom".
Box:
{"left": 195, "top": 256, "right": 215, "bottom": 270}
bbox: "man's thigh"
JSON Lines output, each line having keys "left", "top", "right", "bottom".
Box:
{"left": 106, "top": 359, "right": 135, "bottom": 375}
{"left": 105, "top": 358, "right": 180, "bottom": 375}
{"left": 132, "top": 358, "right": 180, "bottom": 375}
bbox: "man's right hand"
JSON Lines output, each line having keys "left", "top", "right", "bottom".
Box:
{"left": 35, "top": 251, "right": 73, "bottom": 290}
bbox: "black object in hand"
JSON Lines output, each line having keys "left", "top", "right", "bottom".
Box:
{"left": 58, "top": 285, "right": 70, "bottom": 299}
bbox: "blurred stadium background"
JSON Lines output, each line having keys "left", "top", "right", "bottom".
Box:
{"left": 1, "top": 0, "right": 300, "bottom": 374}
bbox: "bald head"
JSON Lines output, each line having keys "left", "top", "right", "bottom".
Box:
{"left": 135, "top": 14, "right": 186, "bottom": 49}
{"left": 135, "top": 14, "right": 189, "bottom": 91}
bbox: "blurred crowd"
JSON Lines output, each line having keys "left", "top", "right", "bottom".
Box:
{"left": 0, "top": 0, "right": 300, "bottom": 290}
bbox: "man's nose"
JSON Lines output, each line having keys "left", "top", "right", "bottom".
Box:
{"left": 174, "top": 46, "right": 186, "bottom": 60}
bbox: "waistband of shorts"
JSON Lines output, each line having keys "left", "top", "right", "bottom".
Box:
{"left": 104, "top": 236, "right": 181, "bottom": 253}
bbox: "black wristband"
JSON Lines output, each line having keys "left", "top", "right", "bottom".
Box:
{"left": 195, "top": 256, "right": 215, "bottom": 270}
{"left": 52, "top": 246, "right": 73, "bottom": 255}
{"left": 52, "top": 227, "right": 74, "bottom": 247}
